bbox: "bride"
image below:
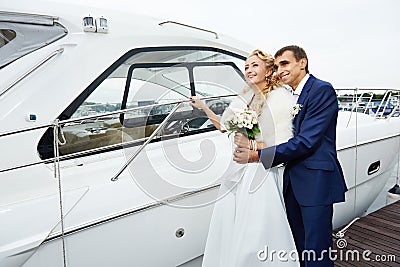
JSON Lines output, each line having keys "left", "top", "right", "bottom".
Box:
{"left": 191, "top": 49, "right": 299, "bottom": 266}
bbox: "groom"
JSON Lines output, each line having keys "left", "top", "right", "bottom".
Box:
{"left": 234, "top": 45, "right": 347, "bottom": 266}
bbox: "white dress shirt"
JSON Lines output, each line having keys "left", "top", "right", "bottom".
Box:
{"left": 293, "top": 73, "right": 310, "bottom": 97}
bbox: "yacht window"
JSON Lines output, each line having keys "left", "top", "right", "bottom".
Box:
{"left": 123, "top": 66, "right": 191, "bottom": 135}
{"left": 38, "top": 47, "right": 246, "bottom": 160}
{"left": 193, "top": 64, "right": 245, "bottom": 117}
{"left": 0, "top": 29, "right": 16, "bottom": 48}
{"left": 0, "top": 22, "right": 67, "bottom": 68}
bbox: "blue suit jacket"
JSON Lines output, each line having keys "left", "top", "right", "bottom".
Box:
{"left": 259, "top": 74, "right": 347, "bottom": 206}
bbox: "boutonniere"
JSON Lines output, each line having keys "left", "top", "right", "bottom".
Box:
{"left": 291, "top": 104, "right": 303, "bottom": 117}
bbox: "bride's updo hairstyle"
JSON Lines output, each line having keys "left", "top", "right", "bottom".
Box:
{"left": 244, "top": 49, "right": 282, "bottom": 115}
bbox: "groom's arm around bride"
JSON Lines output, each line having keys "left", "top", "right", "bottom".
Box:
{"left": 234, "top": 45, "right": 347, "bottom": 267}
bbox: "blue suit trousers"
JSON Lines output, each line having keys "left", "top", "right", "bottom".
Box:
{"left": 284, "top": 182, "right": 334, "bottom": 267}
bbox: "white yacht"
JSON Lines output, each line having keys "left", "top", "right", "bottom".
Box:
{"left": 1, "top": 1, "right": 399, "bottom": 266}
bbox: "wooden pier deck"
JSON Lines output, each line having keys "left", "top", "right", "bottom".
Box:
{"left": 333, "top": 200, "right": 400, "bottom": 266}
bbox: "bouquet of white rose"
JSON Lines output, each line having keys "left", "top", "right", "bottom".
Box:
{"left": 224, "top": 108, "right": 260, "bottom": 140}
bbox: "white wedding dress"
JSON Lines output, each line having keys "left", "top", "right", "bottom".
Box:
{"left": 201, "top": 87, "right": 300, "bottom": 266}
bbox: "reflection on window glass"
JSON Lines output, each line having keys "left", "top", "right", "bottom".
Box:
{"left": 123, "top": 66, "right": 192, "bottom": 139}
{"left": 0, "top": 29, "right": 16, "bottom": 48}
{"left": 99, "top": 18, "right": 107, "bottom": 28}
{"left": 127, "top": 67, "right": 190, "bottom": 106}
{"left": 38, "top": 48, "right": 246, "bottom": 159}
{"left": 71, "top": 78, "right": 124, "bottom": 118}
{"left": 193, "top": 64, "right": 245, "bottom": 121}
{"left": 58, "top": 78, "right": 125, "bottom": 155}
{"left": 194, "top": 65, "right": 246, "bottom": 96}
{"left": 83, "top": 17, "right": 94, "bottom": 26}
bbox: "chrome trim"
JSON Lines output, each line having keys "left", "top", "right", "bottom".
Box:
{"left": 111, "top": 102, "right": 183, "bottom": 181}
{"left": 58, "top": 94, "right": 235, "bottom": 126}
{"left": 0, "top": 94, "right": 234, "bottom": 137}
{"left": 0, "top": 48, "right": 64, "bottom": 98}
{"left": 0, "top": 11, "right": 59, "bottom": 25}
{"left": 336, "top": 133, "right": 400, "bottom": 152}
{"left": 1, "top": 124, "right": 398, "bottom": 174}
{"left": 45, "top": 184, "right": 220, "bottom": 242}
{"left": 159, "top": 21, "right": 219, "bottom": 39}
{"left": 0, "top": 94, "right": 235, "bottom": 173}
{"left": 367, "top": 161, "right": 380, "bottom": 175}
{"left": 0, "top": 123, "right": 54, "bottom": 138}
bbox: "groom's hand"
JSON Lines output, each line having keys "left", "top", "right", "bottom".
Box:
{"left": 233, "top": 132, "right": 250, "bottom": 149}
{"left": 233, "top": 146, "right": 259, "bottom": 164}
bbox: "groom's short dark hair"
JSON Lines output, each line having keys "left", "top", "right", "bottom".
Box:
{"left": 275, "top": 45, "right": 309, "bottom": 73}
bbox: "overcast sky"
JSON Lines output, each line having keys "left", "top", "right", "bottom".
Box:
{"left": 130, "top": 0, "right": 400, "bottom": 89}
{"left": 17, "top": 0, "right": 400, "bottom": 88}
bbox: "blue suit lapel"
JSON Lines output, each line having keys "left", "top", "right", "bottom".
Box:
{"left": 296, "top": 74, "right": 315, "bottom": 105}
{"left": 293, "top": 75, "right": 316, "bottom": 132}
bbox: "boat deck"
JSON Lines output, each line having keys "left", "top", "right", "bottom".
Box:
{"left": 333, "top": 200, "right": 400, "bottom": 266}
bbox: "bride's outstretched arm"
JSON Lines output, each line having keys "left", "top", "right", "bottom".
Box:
{"left": 189, "top": 96, "right": 226, "bottom": 132}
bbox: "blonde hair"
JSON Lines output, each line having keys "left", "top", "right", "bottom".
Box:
{"left": 243, "top": 49, "right": 282, "bottom": 115}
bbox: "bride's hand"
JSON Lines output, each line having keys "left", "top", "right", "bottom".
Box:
{"left": 189, "top": 96, "right": 206, "bottom": 110}
{"left": 233, "top": 146, "right": 259, "bottom": 164}
{"left": 234, "top": 132, "right": 250, "bottom": 149}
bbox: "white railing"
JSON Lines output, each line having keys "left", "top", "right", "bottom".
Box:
{"left": 0, "top": 94, "right": 235, "bottom": 174}
{"left": 1, "top": 89, "right": 399, "bottom": 175}
{"left": 336, "top": 88, "right": 400, "bottom": 119}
